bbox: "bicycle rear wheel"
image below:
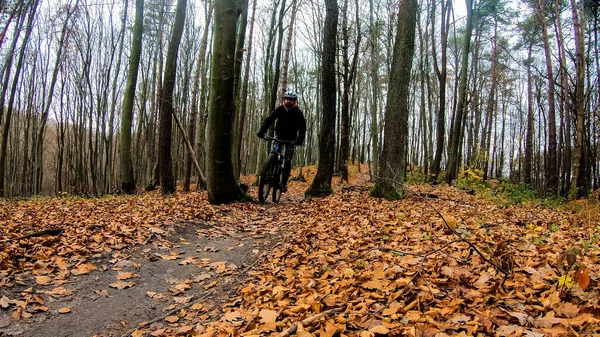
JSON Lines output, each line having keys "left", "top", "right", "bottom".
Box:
{"left": 258, "top": 155, "right": 276, "bottom": 203}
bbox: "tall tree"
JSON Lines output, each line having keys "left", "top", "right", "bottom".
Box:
{"left": 158, "top": 0, "right": 187, "bottom": 194}
{"left": 205, "top": 0, "right": 244, "bottom": 204}
{"left": 536, "top": 0, "right": 558, "bottom": 195}
{"left": 371, "top": 0, "right": 418, "bottom": 200}
{"left": 430, "top": 0, "right": 452, "bottom": 182}
{"left": 339, "top": 0, "right": 361, "bottom": 182}
{"left": 231, "top": 0, "right": 250, "bottom": 178}
{"left": 120, "top": 0, "right": 144, "bottom": 194}
{"left": 368, "top": 0, "right": 379, "bottom": 180}
{"left": 305, "top": 0, "right": 338, "bottom": 197}
{"left": 445, "top": 0, "right": 474, "bottom": 183}
{"left": 569, "top": 0, "right": 588, "bottom": 198}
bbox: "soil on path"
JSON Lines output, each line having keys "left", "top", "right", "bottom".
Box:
{"left": 0, "top": 193, "right": 299, "bottom": 337}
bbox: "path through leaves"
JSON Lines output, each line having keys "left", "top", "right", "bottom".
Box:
{"left": 1, "top": 166, "right": 599, "bottom": 336}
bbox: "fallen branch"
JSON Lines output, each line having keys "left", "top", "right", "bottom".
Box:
{"left": 1, "top": 228, "right": 64, "bottom": 242}
{"left": 277, "top": 308, "right": 341, "bottom": 337}
{"left": 171, "top": 108, "right": 207, "bottom": 189}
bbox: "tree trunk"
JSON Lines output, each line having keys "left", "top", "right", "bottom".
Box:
{"left": 120, "top": 0, "right": 143, "bottom": 194}
{"left": 535, "top": 0, "right": 558, "bottom": 194}
{"left": 523, "top": 43, "right": 534, "bottom": 186}
{"left": 368, "top": 0, "right": 379, "bottom": 181}
{"left": 236, "top": 0, "right": 258, "bottom": 179}
{"left": 206, "top": 0, "right": 244, "bottom": 204}
{"left": 569, "top": 0, "right": 588, "bottom": 198}
{"left": 158, "top": 0, "right": 187, "bottom": 195}
{"left": 430, "top": 0, "right": 451, "bottom": 182}
{"left": 445, "top": 0, "right": 473, "bottom": 184}
{"left": 305, "top": 0, "right": 338, "bottom": 197}
{"left": 339, "top": 0, "right": 361, "bottom": 183}
{"left": 186, "top": 3, "right": 213, "bottom": 191}
{"left": 232, "top": 0, "right": 250, "bottom": 179}
{"left": 371, "top": 0, "right": 417, "bottom": 200}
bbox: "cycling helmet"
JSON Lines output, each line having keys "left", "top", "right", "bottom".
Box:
{"left": 283, "top": 91, "right": 298, "bottom": 100}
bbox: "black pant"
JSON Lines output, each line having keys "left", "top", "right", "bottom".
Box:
{"left": 274, "top": 141, "right": 296, "bottom": 182}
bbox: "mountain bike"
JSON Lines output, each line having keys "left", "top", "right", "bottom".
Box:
{"left": 258, "top": 136, "right": 294, "bottom": 203}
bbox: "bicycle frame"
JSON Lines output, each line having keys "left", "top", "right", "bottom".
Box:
{"left": 258, "top": 136, "right": 294, "bottom": 203}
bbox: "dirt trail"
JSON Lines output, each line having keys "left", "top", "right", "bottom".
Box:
{"left": 0, "top": 195, "right": 298, "bottom": 337}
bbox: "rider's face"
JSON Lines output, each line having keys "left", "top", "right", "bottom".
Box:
{"left": 283, "top": 98, "right": 295, "bottom": 108}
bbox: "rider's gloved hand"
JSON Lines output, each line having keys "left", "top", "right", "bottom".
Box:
{"left": 294, "top": 139, "right": 303, "bottom": 146}
{"left": 257, "top": 132, "right": 265, "bottom": 139}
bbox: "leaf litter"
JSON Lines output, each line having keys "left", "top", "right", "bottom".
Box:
{"left": 0, "top": 166, "right": 599, "bottom": 336}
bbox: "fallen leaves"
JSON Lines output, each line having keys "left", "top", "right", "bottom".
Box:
{"left": 2, "top": 169, "right": 599, "bottom": 336}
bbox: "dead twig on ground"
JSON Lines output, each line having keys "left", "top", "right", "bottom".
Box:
{"left": 1, "top": 228, "right": 64, "bottom": 242}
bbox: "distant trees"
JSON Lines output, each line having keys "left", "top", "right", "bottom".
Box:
{"left": 0, "top": 0, "right": 597, "bottom": 201}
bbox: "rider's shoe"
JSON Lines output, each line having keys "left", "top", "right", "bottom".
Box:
{"left": 281, "top": 185, "right": 287, "bottom": 192}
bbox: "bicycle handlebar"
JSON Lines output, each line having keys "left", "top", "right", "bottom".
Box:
{"left": 262, "top": 136, "right": 295, "bottom": 144}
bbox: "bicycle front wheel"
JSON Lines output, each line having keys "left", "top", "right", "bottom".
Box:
{"left": 272, "top": 170, "right": 282, "bottom": 203}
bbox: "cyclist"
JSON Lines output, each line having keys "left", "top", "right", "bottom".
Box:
{"left": 257, "top": 91, "right": 306, "bottom": 192}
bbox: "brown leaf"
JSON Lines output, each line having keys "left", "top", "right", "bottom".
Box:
{"left": 71, "top": 263, "right": 97, "bottom": 275}
{"left": 109, "top": 281, "right": 135, "bottom": 289}
{"left": 554, "top": 302, "right": 580, "bottom": 318}
{"left": 574, "top": 268, "right": 590, "bottom": 290}
{"left": 496, "top": 325, "right": 523, "bottom": 336}
{"left": 178, "top": 326, "right": 194, "bottom": 334}
{"left": 259, "top": 309, "right": 278, "bottom": 323}
{"left": 131, "top": 330, "right": 144, "bottom": 337}
{"left": 165, "top": 316, "right": 179, "bottom": 323}
{"left": 369, "top": 325, "right": 389, "bottom": 334}
{"left": 116, "top": 272, "right": 135, "bottom": 280}
{"left": 150, "top": 328, "right": 166, "bottom": 336}
{"left": 35, "top": 275, "right": 52, "bottom": 285}
{"left": 224, "top": 311, "right": 242, "bottom": 321}
{"left": 58, "top": 307, "right": 71, "bottom": 314}
{"left": 534, "top": 313, "right": 561, "bottom": 328}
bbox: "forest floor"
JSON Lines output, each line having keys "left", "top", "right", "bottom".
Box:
{"left": 0, "top": 165, "right": 599, "bottom": 337}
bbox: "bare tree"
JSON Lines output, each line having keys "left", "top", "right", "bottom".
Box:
{"left": 371, "top": 0, "right": 418, "bottom": 200}
{"left": 305, "top": 0, "right": 338, "bottom": 197}
{"left": 205, "top": 0, "right": 245, "bottom": 204}
{"left": 120, "top": 0, "right": 144, "bottom": 194}
{"left": 158, "top": 0, "right": 187, "bottom": 194}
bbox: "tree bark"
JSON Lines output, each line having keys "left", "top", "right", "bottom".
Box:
{"left": 371, "top": 0, "right": 418, "bottom": 200}
{"left": 368, "top": 0, "right": 379, "bottom": 181}
{"left": 339, "top": 0, "right": 361, "bottom": 183}
{"left": 158, "top": 0, "right": 187, "bottom": 194}
{"left": 445, "top": 0, "right": 473, "bottom": 184}
{"left": 429, "top": 0, "right": 451, "bottom": 182}
{"left": 536, "top": 0, "right": 558, "bottom": 195}
{"left": 120, "top": 0, "right": 143, "bottom": 194}
{"left": 569, "top": 0, "right": 588, "bottom": 198}
{"left": 305, "top": 0, "right": 338, "bottom": 197}
{"left": 206, "top": 0, "right": 244, "bottom": 204}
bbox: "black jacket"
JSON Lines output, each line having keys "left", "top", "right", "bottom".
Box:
{"left": 258, "top": 105, "right": 307, "bottom": 145}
